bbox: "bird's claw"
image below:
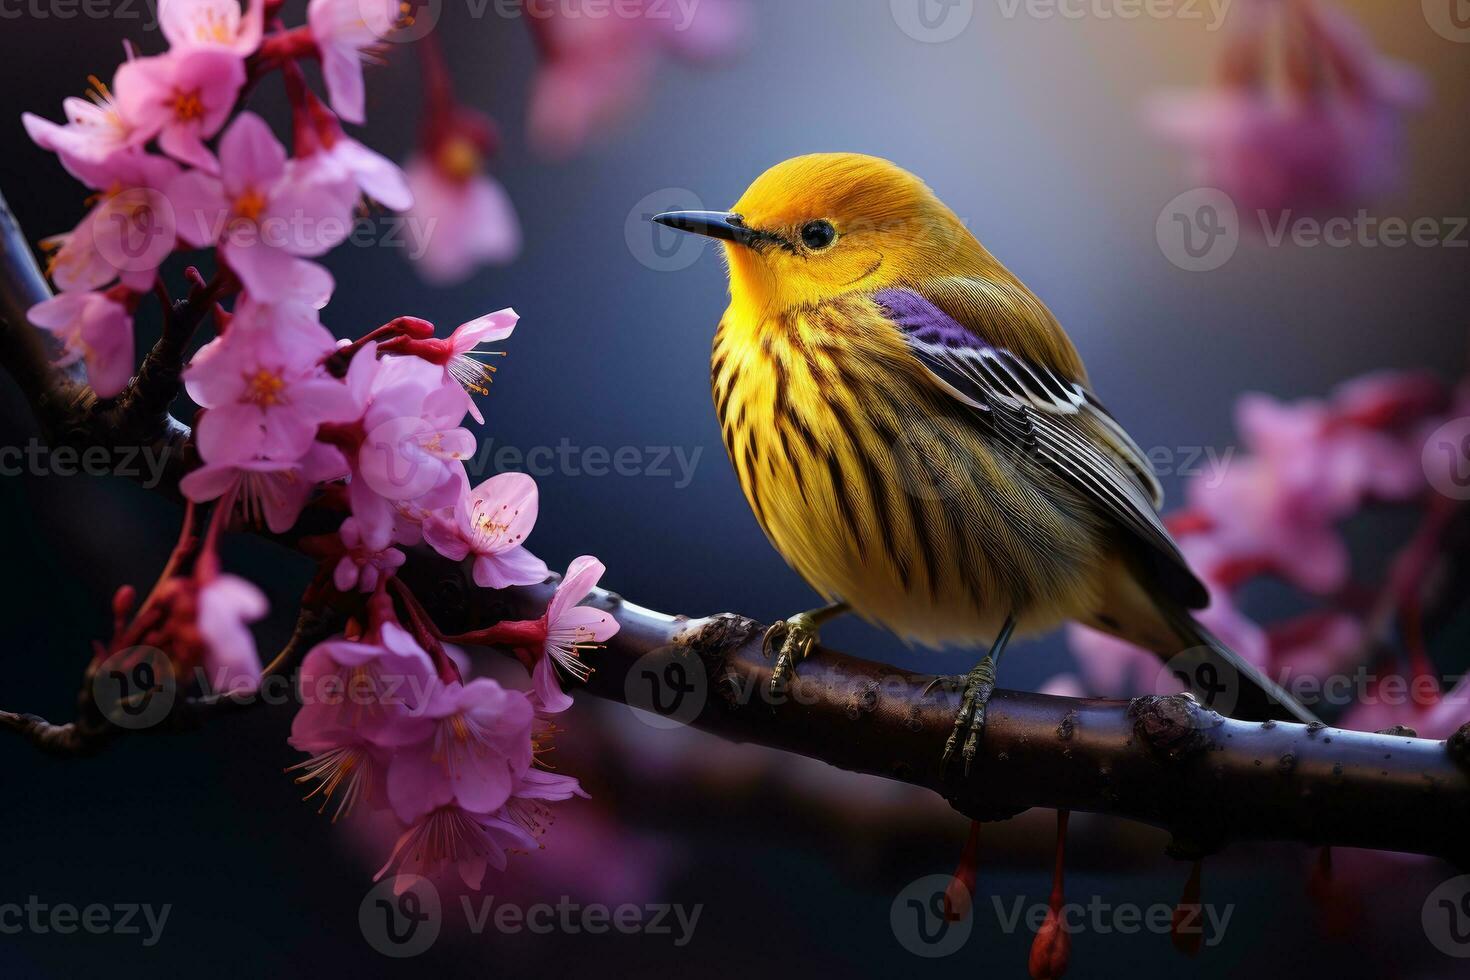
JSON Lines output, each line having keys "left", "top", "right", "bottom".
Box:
{"left": 944, "top": 664, "right": 996, "bottom": 777}
{"left": 764, "top": 614, "right": 818, "bottom": 700}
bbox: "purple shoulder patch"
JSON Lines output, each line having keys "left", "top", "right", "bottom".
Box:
{"left": 873, "top": 288, "right": 990, "bottom": 351}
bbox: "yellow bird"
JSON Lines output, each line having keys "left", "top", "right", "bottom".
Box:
{"left": 654, "top": 154, "right": 1313, "bottom": 767}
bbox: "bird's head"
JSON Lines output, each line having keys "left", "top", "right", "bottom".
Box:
{"left": 654, "top": 153, "right": 991, "bottom": 313}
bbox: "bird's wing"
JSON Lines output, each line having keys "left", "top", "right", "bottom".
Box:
{"left": 874, "top": 286, "right": 1208, "bottom": 610}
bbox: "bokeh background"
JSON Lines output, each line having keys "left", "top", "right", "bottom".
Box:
{"left": 2, "top": 1, "right": 1468, "bottom": 977}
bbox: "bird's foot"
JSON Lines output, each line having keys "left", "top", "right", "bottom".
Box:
{"left": 762, "top": 612, "right": 821, "bottom": 700}
{"left": 943, "top": 657, "right": 997, "bottom": 777}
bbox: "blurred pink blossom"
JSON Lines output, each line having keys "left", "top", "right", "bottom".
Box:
{"left": 376, "top": 804, "right": 540, "bottom": 893}
{"left": 1267, "top": 612, "right": 1365, "bottom": 686}
{"left": 27, "top": 289, "right": 135, "bottom": 397}
{"left": 39, "top": 151, "right": 181, "bottom": 294}
{"left": 403, "top": 152, "right": 520, "bottom": 285}
{"left": 228, "top": 258, "right": 336, "bottom": 334}
{"left": 306, "top": 0, "right": 399, "bottom": 124}
{"left": 158, "top": 0, "right": 264, "bottom": 54}
{"left": 527, "top": 0, "right": 747, "bottom": 159}
{"left": 23, "top": 84, "right": 137, "bottom": 170}
{"left": 196, "top": 572, "right": 268, "bottom": 694}
{"left": 1148, "top": 0, "right": 1427, "bottom": 217}
{"left": 384, "top": 678, "right": 536, "bottom": 822}
{"left": 294, "top": 87, "right": 414, "bottom": 211}
{"left": 333, "top": 517, "right": 407, "bottom": 593}
{"left": 293, "top": 623, "right": 438, "bottom": 749}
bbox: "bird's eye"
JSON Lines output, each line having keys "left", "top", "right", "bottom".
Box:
{"left": 800, "top": 220, "right": 836, "bottom": 250}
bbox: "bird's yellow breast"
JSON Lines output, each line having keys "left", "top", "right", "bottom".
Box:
{"left": 711, "top": 295, "right": 1105, "bottom": 647}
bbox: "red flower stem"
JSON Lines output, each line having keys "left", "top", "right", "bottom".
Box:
{"left": 417, "top": 29, "right": 455, "bottom": 124}
{"left": 1171, "top": 859, "right": 1204, "bottom": 956}
{"left": 1048, "top": 809, "right": 1068, "bottom": 913}
{"left": 388, "top": 577, "right": 462, "bottom": 684}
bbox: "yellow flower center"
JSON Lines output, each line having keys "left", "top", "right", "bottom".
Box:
{"left": 233, "top": 188, "right": 268, "bottom": 223}
{"left": 171, "top": 89, "right": 206, "bottom": 122}
{"left": 436, "top": 136, "right": 482, "bottom": 183}
{"left": 243, "top": 367, "right": 286, "bottom": 406}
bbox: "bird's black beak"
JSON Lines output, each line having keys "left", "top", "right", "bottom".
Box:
{"left": 651, "top": 210, "right": 759, "bottom": 247}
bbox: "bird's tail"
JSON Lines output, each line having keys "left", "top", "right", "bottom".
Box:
{"left": 1156, "top": 603, "right": 1320, "bottom": 725}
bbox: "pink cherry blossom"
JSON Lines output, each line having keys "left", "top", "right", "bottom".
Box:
{"left": 384, "top": 678, "right": 536, "bottom": 823}
{"left": 159, "top": 0, "right": 264, "bottom": 54}
{"left": 41, "top": 151, "right": 181, "bottom": 294}
{"left": 306, "top": 0, "right": 400, "bottom": 124}
{"left": 423, "top": 472, "right": 549, "bottom": 589}
{"left": 228, "top": 258, "right": 336, "bottom": 334}
{"left": 375, "top": 804, "right": 539, "bottom": 893}
{"left": 23, "top": 83, "right": 138, "bottom": 174}
{"left": 1266, "top": 612, "right": 1364, "bottom": 688}
{"left": 309, "top": 135, "right": 413, "bottom": 211}
{"left": 349, "top": 351, "right": 477, "bottom": 550}
{"left": 169, "top": 112, "right": 357, "bottom": 301}
{"left": 295, "top": 92, "right": 414, "bottom": 212}
{"left": 114, "top": 48, "right": 246, "bottom": 169}
{"left": 1147, "top": 0, "right": 1427, "bottom": 217}
{"left": 533, "top": 556, "right": 620, "bottom": 712}
{"left": 527, "top": 0, "right": 747, "bottom": 159}
{"left": 375, "top": 763, "right": 588, "bottom": 892}
{"left": 197, "top": 573, "right": 268, "bottom": 694}
{"left": 1065, "top": 624, "right": 1191, "bottom": 699}
{"left": 382, "top": 309, "right": 517, "bottom": 423}
{"left": 184, "top": 304, "right": 352, "bottom": 463}
{"left": 333, "top": 516, "right": 407, "bottom": 593}
{"left": 286, "top": 732, "right": 386, "bottom": 820}
{"left": 404, "top": 154, "right": 520, "bottom": 285}
{"left": 179, "top": 443, "right": 348, "bottom": 534}
{"left": 27, "top": 290, "right": 134, "bottom": 398}
{"left": 292, "top": 623, "right": 438, "bottom": 749}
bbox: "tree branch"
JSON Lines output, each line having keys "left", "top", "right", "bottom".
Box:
{"left": 399, "top": 564, "right": 1470, "bottom": 867}
{"left": 2, "top": 185, "right": 1467, "bottom": 868}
